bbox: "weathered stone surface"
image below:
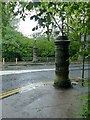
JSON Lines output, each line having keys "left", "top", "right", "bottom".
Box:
{"left": 54, "top": 36, "right": 71, "bottom": 88}
{"left": 33, "top": 46, "right": 38, "bottom": 63}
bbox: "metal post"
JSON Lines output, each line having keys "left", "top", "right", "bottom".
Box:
{"left": 81, "top": 34, "right": 86, "bottom": 86}
{"left": 82, "top": 51, "right": 85, "bottom": 86}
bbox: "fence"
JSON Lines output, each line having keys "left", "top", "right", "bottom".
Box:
{"left": 2, "top": 57, "right": 90, "bottom": 65}
{"left": 2, "top": 57, "right": 55, "bottom": 65}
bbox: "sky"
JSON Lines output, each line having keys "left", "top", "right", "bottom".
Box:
{"left": 17, "top": 17, "right": 37, "bottom": 38}
{"left": 17, "top": 14, "right": 46, "bottom": 38}
{"left": 15, "top": 3, "right": 46, "bottom": 38}
{"left": 15, "top": 4, "right": 40, "bottom": 38}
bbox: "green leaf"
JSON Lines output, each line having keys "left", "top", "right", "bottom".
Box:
{"left": 33, "top": 2, "right": 41, "bottom": 7}
{"left": 38, "top": 18, "right": 44, "bottom": 26}
{"left": 26, "top": 2, "right": 33, "bottom": 11}
{"left": 36, "top": 26, "right": 38, "bottom": 30}
{"left": 30, "top": 15, "right": 35, "bottom": 20}
{"left": 32, "top": 27, "right": 35, "bottom": 31}
{"left": 46, "top": 13, "right": 51, "bottom": 23}
{"left": 35, "top": 16, "right": 38, "bottom": 21}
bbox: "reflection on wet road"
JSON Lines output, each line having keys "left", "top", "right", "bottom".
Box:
{"left": 1, "top": 64, "right": 89, "bottom": 93}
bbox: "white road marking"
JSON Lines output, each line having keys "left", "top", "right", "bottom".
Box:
{"left": 0, "top": 69, "right": 55, "bottom": 76}
{"left": 0, "top": 66, "right": 89, "bottom": 76}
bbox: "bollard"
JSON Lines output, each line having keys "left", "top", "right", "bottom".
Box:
{"left": 3, "top": 58, "right": 5, "bottom": 65}
{"left": 16, "top": 58, "right": 17, "bottom": 65}
{"left": 47, "top": 57, "right": 48, "bottom": 64}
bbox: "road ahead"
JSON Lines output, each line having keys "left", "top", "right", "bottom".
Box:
{"left": 1, "top": 64, "right": 89, "bottom": 93}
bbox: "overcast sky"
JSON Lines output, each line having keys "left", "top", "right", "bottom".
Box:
{"left": 17, "top": 16, "right": 37, "bottom": 37}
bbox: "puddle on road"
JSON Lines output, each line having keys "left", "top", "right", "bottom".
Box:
{"left": 19, "top": 82, "right": 52, "bottom": 93}
{"left": 20, "top": 86, "right": 36, "bottom": 93}
{"left": 1, "top": 81, "right": 53, "bottom": 99}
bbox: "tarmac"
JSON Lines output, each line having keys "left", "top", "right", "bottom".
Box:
{"left": 1, "top": 80, "right": 88, "bottom": 119}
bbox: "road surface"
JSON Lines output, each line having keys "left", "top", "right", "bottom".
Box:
{"left": 0, "top": 64, "right": 89, "bottom": 93}
{"left": 1, "top": 64, "right": 89, "bottom": 118}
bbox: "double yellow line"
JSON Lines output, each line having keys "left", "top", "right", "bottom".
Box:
{"left": 0, "top": 88, "right": 20, "bottom": 99}
{"left": 0, "top": 81, "right": 53, "bottom": 99}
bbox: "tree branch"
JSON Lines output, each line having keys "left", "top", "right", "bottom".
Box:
{"left": 64, "top": 22, "right": 77, "bottom": 32}
{"left": 50, "top": 14, "right": 62, "bottom": 33}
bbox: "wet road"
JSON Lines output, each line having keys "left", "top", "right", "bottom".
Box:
{"left": 1, "top": 64, "right": 89, "bottom": 93}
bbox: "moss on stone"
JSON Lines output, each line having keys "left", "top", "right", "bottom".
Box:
{"left": 54, "top": 79, "right": 72, "bottom": 88}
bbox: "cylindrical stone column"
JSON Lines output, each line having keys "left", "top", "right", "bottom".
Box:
{"left": 54, "top": 36, "right": 71, "bottom": 88}
{"left": 32, "top": 46, "right": 38, "bottom": 63}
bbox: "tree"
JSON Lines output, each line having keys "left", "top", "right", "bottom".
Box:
{"left": 1, "top": 1, "right": 19, "bottom": 37}
{"left": 11, "top": 2, "right": 89, "bottom": 42}
{"left": 5, "top": 1, "right": 90, "bottom": 88}
{"left": 1, "top": 1, "right": 20, "bottom": 61}
{"left": 14, "top": 2, "right": 73, "bottom": 88}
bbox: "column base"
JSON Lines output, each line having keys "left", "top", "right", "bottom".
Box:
{"left": 54, "top": 79, "right": 72, "bottom": 88}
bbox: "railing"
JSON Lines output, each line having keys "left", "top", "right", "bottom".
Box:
{"left": 1, "top": 57, "right": 89, "bottom": 65}
{"left": 2, "top": 57, "right": 55, "bottom": 65}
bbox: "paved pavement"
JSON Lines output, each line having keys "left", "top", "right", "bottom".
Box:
{"left": 1, "top": 81, "right": 88, "bottom": 118}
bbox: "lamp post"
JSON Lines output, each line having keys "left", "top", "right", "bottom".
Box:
{"left": 32, "top": 33, "right": 38, "bottom": 63}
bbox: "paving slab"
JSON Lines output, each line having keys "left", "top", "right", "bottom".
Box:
{"left": 2, "top": 82, "right": 87, "bottom": 118}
